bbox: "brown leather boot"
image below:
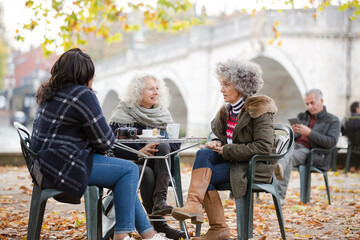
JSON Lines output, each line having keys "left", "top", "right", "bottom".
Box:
{"left": 171, "top": 168, "right": 212, "bottom": 224}
{"left": 192, "top": 190, "right": 231, "bottom": 240}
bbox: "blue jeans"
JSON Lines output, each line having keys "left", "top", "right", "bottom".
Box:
{"left": 192, "top": 148, "right": 231, "bottom": 191}
{"left": 88, "top": 154, "right": 153, "bottom": 235}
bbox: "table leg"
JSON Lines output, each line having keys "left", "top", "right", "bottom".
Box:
{"left": 137, "top": 158, "right": 149, "bottom": 191}
{"left": 164, "top": 155, "right": 190, "bottom": 239}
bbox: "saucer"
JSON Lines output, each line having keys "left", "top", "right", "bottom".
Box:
{"left": 137, "top": 135, "right": 164, "bottom": 140}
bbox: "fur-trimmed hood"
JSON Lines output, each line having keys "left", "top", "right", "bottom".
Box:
{"left": 244, "top": 95, "right": 277, "bottom": 118}
{"left": 221, "top": 95, "right": 277, "bottom": 119}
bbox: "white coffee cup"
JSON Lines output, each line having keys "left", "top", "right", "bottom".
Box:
{"left": 142, "top": 129, "right": 153, "bottom": 137}
{"left": 166, "top": 123, "right": 180, "bottom": 139}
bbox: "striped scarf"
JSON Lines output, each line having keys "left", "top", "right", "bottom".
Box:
{"left": 226, "top": 98, "right": 245, "bottom": 144}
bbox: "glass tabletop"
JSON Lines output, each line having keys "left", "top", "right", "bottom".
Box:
{"left": 115, "top": 137, "right": 206, "bottom": 144}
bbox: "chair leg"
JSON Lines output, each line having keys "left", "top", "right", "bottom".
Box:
{"left": 330, "top": 148, "right": 338, "bottom": 172}
{"left": 322, "top": 172, "right": 331, "bottom": 205}
{"left": 299, "top": 165, "right": 311, "bottom": 204}
{"left": 345, "top": 149, "right": 352, "bottom": 174}
{"left": 249, "top": 193, "right": 254, "bottom": 238}
{"left": 28, "top": 184, "right": 47, "bottom": 240}
{"left": 85, "top": 186, "right": 102, "bottom": 240}
{"left": 235, "top": 194, "right": 252, "bottom": 240}
{"left": 195, "top": 224, "right": 201, "bottom": 237}
{"left": 272, "top": 194, "right": 287, "bottom": 240}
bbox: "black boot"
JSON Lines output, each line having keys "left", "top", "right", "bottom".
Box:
{"left": 153, "top": 220, "right": 186, "bottom": 240}
{"left": 152, "top": 172, "right": 173, "bottom": 215}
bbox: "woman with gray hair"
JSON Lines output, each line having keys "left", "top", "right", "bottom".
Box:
{"left": 171, "top": 59, "right": 278, "bottom": 240}
{"left": 109, "top": 72, "right": 186, "bottom": 240}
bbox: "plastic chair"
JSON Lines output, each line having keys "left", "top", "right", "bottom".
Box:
{"left": 344, "top": 128, "right": 360, "bottom": 173}
{"left": 170, "top": 154, "right": 184, "bottom": 208}
{"left": 197, "top": 123, "right": 294, "bottom": 240}
{"left": 13, "top": 122, "right": 104, "bottom": 240}
{"left": 296, "top": 147, "right": 335, "bottom": 205}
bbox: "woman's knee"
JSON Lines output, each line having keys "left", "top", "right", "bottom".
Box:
{"left": 129, "top": 161, "right": 139, "bottom": 177}
{"left": 193, "top": 148, "right": 216, "bottom": 169}
{"left": 155, "top": 143, "right": 170, "bottom": 155}
{"left": 196, "top": 148, "right": 215, "bottom": 158}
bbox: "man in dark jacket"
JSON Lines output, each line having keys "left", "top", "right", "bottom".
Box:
{"left": 276, "top": 88, "right": 340, "bottom": 202}
{"left": 341, "top": 101, "right": 360, "bottom": 135}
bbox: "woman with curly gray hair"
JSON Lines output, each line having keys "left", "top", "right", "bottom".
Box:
{"left": 109, "top": 72, "right": 186, "bottom": 240}
{"left": 172, "top": 59, "right": 278, "bottom": 240}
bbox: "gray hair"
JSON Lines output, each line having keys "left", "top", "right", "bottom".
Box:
{"left": 215, "top": 59, "right": 264, "bottom": 97}
{"left": 305, "top": 88, "right": 323, "bottom": 101}
{"left": 122, "top": 72, "right": 170, "bottom": 107}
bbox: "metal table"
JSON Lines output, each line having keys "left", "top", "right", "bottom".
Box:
{"left": 114, "top": 137, "right": 205, "bottom": 239}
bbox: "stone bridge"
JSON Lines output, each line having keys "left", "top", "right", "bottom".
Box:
{"left": 93, "top": 6, "right": 360, "bottom": 137}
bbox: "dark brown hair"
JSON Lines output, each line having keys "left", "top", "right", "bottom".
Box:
{"left": 350, "top": 101, "right": 359, "bottom": 113}
{"left": 36, "top": 48, "right": 95, "bottom": 105}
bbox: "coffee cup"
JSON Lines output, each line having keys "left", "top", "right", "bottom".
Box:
{"left": 166, "top": 123, "right": 180, "bottom": 139}
{"left": 142, "top": 129, "right": 153, "bottom": 137}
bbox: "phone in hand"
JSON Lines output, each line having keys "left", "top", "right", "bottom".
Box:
{"left": 288, "top": 118, "right": 300, "bottom": 125}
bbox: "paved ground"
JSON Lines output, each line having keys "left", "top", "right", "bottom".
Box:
{"left": 0, "top": 164, "right": 359, "bottom": 239}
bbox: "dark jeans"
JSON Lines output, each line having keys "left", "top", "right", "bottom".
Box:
{"left": 193, "top": 148, "right": 231, "bottom": 191}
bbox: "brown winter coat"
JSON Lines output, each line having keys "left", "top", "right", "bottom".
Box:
{"left": 211, "top": 95, "right": 277, "bottom": 198}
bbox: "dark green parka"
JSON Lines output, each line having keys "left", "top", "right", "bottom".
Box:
{"left": 211, "top": 95, "right": 278, "bottom": 198}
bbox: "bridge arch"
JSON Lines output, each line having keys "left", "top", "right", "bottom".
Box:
{"left": 158, "top": 68, "right": 189, "bottom": 136}
{"left": 240, "top": 46, "right": 307, "bottom": 123}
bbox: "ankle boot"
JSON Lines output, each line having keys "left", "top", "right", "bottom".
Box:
{"left": 153, "top": 220, "right": 186, "bottom": 240}
{"left": 152, "top": 172, "right": 173, "bottom": 216}
{"left": 192, "top": 190, "right": 231, "bottom": 240}
{"left": 171, "top": 168, "right": 212, "bottom": 224}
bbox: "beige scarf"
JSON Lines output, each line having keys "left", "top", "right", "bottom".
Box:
{"left": 109, "top": 101, "right": 174, "bottom": 130}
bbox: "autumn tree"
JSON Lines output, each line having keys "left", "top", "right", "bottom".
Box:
{"left": 16, "top": 0, "right": 203, "bottom": 56}
{"left": 16, "top": 0, "right": 360, "bottom": 56}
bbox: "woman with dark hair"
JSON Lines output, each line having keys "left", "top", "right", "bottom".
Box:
{"left": 109, "top": 72, "right": 185, "bottom": 239}
{"left": 30, "top": 48, "right": 169, "bottom": 240}
{"left": 171, "top": 59, "right": 278, "bottom": 240}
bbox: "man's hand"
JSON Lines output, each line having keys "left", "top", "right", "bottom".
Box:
{"left": 205, "top": 140, "right": 222, "bottom": 151}
{"left": 138, "top": 143, "right": 159, "bottom": 157}
{"left": 291, "top": 124, "right": 311, "bottom": 136}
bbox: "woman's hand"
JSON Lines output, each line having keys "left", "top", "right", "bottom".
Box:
{"left": 138, "top": 143, "right": 159, "bottom": 157}
{"left": 205, "top": 140, "right": 222, "bottom": 151}
{"left": 216, "top": 146, "right": 223, "bottom": 155}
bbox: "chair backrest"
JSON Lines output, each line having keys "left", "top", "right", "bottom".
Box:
{"left": 13, "top": 122, "right": 44, "bottom": 187}
{"left": 274, "top": 123, "right": 294, "bottom": 157}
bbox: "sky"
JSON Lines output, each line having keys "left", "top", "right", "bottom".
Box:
{"left": 0, "top": 0, "right": 313, "bottom": 52}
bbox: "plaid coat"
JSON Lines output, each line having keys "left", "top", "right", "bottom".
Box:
{"left": 30, "top": 85, "right": 115, "bottom": 199}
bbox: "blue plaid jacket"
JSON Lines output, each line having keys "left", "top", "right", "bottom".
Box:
{"left": 30, "top": 85, "right": 115, "bottom": 199}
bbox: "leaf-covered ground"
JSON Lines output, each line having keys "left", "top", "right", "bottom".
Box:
{"left": 0, "top": 165, "right": 359, "bottom": 239}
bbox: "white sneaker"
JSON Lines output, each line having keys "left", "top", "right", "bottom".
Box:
{"left": 143, "top": 233, "right": 172, "bottom": 240}
{"left": 124, "top": 236, "right": 136, "bottom": 240}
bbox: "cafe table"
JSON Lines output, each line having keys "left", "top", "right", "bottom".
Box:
{"left": 113, "top": 137, "right": 205, "bottom": 239}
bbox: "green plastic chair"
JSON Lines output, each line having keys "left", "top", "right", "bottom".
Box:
{"left": 14, "top": 122, "right": 104, "bottom": 240}
{"left": 344, "top": 128, "right": 360, "bottom": 173}
{"left": 197, "top": 123, "right": 293, "bottom": 240}
{"left": 296, "top": 147, "right": 335, "bottom": 205}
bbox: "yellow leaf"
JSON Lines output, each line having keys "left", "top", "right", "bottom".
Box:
{"left": 291, "top": 204, "right": 307, "bottom": 212}
{"left": 251, "top": 9, "right": 256, "bottom": 17}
